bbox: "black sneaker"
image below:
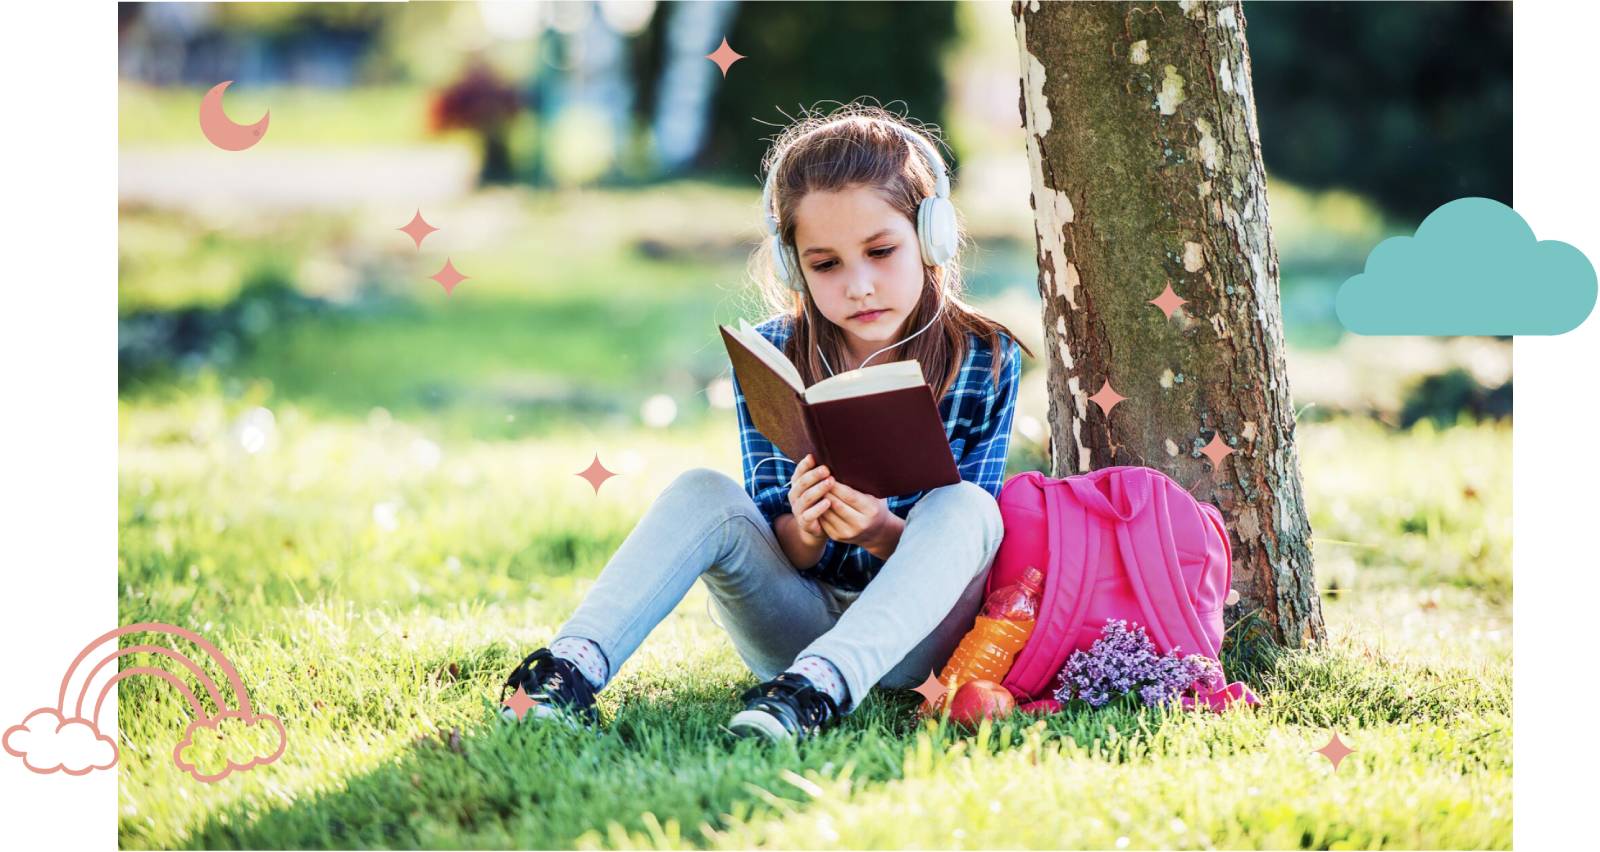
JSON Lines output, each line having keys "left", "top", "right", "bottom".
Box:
{"left": 726, "top": 672, "right": 841, "bottom": 744}
{"left": 499, "top": 648, "right": 600, "bottom": 728}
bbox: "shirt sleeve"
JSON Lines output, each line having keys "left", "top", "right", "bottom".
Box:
{"left": 956, "top": 335, "right": 1022, "bottom": 498}
{"left": 731, "top": 368, "right": 796, "bottom": 527}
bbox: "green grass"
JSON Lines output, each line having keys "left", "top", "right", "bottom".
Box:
{"left": 116, "top": 394, "right": 1510, "bottom": 848}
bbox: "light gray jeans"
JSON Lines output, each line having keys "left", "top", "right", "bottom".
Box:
{"left": 551, "top": 467, "right": 1005, "bottom": 714}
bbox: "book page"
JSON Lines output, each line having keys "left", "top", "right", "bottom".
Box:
{"left": 803, "top": 359, "right": 925, "bottom": 404}
{"left": 729, "top": 318, "right": 805, "bottom": 393}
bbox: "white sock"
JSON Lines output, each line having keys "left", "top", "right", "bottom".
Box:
{"left": 788, "top": 655, "right": 850, "bottom": 711}
{"left": 549, "top": 636, "right": 609, "bottom": 691}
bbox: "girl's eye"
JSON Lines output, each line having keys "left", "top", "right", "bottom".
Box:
{"left": 810, "top": 246, "right": 896, "bottom": 273}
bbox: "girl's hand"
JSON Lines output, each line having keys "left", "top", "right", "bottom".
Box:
{"left": 818, "top": 478, "right": 894, "bottom": 548}
{"left": 786, "top": 453, "right": 833, "bottom": 548}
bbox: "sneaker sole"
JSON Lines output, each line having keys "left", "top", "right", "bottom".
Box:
{"left": 500, "top": 702, "right": 584, "bottom": 729}
{"left": 727, "top": 709, "right": 793, "bottom": 743}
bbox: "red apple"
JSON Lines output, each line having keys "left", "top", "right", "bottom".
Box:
{"left": 946, "top": 679, "right": 1016, "bottom": 726}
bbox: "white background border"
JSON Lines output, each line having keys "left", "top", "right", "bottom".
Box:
{"left": 0, "top": 0, "right": 1587, "bottom": 848}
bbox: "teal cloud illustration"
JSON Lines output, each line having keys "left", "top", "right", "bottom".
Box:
{"left": 1336, "top": 197, "right": 1596, "bottom": 335}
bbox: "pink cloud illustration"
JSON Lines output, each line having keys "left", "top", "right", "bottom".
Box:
{"left": 173, "top": 710, "right": 288, "bottom": 783}
{"left": 3, "top": 708, "right": 118, "bottom": 776}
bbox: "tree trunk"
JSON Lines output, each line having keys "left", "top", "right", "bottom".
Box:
{"left": 1012, "top": 0, "right": 1325, "bottom": 648}
{"left": 480, "top": 127, "right": 513, "bottom": 186}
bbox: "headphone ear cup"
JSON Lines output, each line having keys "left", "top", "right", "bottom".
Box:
{"left": 784, "top": 244, "right": 804, "bottom": 292}
{"left": 917, "top": 196, "right": 959, "bottom": 268}
{"left": 771, "top": 235, "right": 803, "bottom": 291}
{"left": 916, "top": 200, "right": 937, "bottom": 267}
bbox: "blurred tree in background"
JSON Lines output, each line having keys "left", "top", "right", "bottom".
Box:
{"left": 1243, "top": 1, "right": 1512, "bottom": 222}
{"left": 694, "top": 0, "right": 959, "bottom": 178}
{"left": 428, "top": 59, "right": 523, "bottom": 185}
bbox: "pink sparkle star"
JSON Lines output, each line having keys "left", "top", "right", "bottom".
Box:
{"left": 503, "top": 684, "right": 538, "bottom": 722}
{"left": 1149, "top": 282, "right": 1188, "bottom": 319}
{"left": 911, "top": 669, "right": 952, "bottom": 716}
{"left": 1088, "top": 379, "right": 1128, "bottom": 416}
{"left": 397, "top": 209, "right": 439, "bottom": 249}
{"left": 1315, "top": 732, "right": 1355, "bottom": 771}
{"left": 1199, "top": 431, "right": 1234, "bottom": 469}
{"left": 577, "top": 453, "right": 619, "bottom": 494}
{"left": 706, "top": 36, "right": 746, "bottom": 77}
{"left": 430, "top": 258, "right": 469, "bottom": 295}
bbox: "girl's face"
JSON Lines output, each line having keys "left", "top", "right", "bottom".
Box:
{"left": 791, "top": 185, "right": 928, "bottom": 366}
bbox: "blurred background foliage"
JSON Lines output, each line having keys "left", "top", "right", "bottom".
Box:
{"left": 119, "top": 1, "right": 1513, "bottom": 206}
{"left": 118, "top": 0, "right": 1512, "bottom": 444}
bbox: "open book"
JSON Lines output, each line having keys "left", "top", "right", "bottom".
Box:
{"left": 720, "top": 318, "right": 961, "bottom": 498}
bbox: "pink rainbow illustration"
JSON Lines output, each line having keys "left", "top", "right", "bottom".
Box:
{"left": 4, "top": 622, "right": 285, "bottom": 782}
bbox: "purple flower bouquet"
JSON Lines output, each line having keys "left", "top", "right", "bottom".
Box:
{"left": 1052, "top": 619, "right": 1225, "bottom": 709}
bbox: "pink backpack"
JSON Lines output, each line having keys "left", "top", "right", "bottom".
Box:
{"left": 985, "top": 466, "right": 1260, "bottom": 713}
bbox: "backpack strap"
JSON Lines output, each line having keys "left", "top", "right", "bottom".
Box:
{"left": 1113, "top": 469, "right": 1260, "bottom": 711}
{"left": 1065, "top": 466, "right": 1149, "bottom": 521}
{"left": 1197, "top": 501, "right": 1234, "bottom": 594}
{"left": 1114, "top": 469, "right": 1216, "bottom": 657}
{"left": 1003, "top": 478, "right": 1100, "bottom": 696}
{"left": 1047, "top": 479, "right": 1102, "bottom": 654}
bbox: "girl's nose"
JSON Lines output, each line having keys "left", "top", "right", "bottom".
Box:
{"left": 845, "top": 270, "right": 875, "bottom": 299}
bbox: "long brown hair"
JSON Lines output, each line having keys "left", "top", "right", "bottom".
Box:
{"left": 745, "top": 102, "right": 1034, "bottom": 402}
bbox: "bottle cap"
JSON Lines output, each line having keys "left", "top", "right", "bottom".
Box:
{"left": 1021, "top": 565, "right": 1044, "bottom": 588}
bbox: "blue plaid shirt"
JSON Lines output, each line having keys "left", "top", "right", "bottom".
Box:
{"left": 730, "top": 314, "right": 1023, "bottom": 592}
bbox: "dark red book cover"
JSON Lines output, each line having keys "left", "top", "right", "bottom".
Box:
{"left": 721, "top": 325, "right": 960, "bottom": 498}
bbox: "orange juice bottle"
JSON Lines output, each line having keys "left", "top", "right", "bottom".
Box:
{"left": 929, "top": 566, "right": 1044, "bottom": 713}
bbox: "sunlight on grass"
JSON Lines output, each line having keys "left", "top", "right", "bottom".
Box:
{"left": 1304, "top": 416, "right": 1511, "bottom": 604}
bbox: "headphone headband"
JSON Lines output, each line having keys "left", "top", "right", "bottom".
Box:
{"left": 761, "top": 122, "right": 950, "bottom": 231}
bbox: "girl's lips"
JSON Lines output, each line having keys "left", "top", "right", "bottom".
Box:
{"left": 852, "top": 309, "right": 887, "bottom": 322}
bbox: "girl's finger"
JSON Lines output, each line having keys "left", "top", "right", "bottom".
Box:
{"left": 802, "top": 477, "right": 833, "bottom": 506}
{"left": 832, "top": 506, "right": 870, "bottom": 538}
{"left": 805, "top": 498, "right": 831, "bottom": 523}
{"left": 834, "top": 480, "right": 878, "bottom": 506}
{"left": 826, "top": 492, "right": 868, "bottom": 529}
{"left": 824, "top": 479, "right": 858, "bottom": 510}
{"left": 819, "top": 511, "right": 842, "bottom": 539}
{"left": 804, "top": 499, "right": 824, "bottom": 523}
{"left": 806, "top": 506, "right": 832, "bottom": 538}
{"left": 790, "top": 465, "right": 823, "bottom": 501}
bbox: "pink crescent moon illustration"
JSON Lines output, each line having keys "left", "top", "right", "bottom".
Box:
{"left": 198, "top": 80, "right": 270, "bottom": 151}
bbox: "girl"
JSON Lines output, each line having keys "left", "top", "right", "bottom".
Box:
{"left": 501, "top": 104, "right": 1034, "bottom": 744}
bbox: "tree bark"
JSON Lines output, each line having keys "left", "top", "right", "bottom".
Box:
{"left": 1012, "top": 0, "right": 1324, "bottom": 648}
